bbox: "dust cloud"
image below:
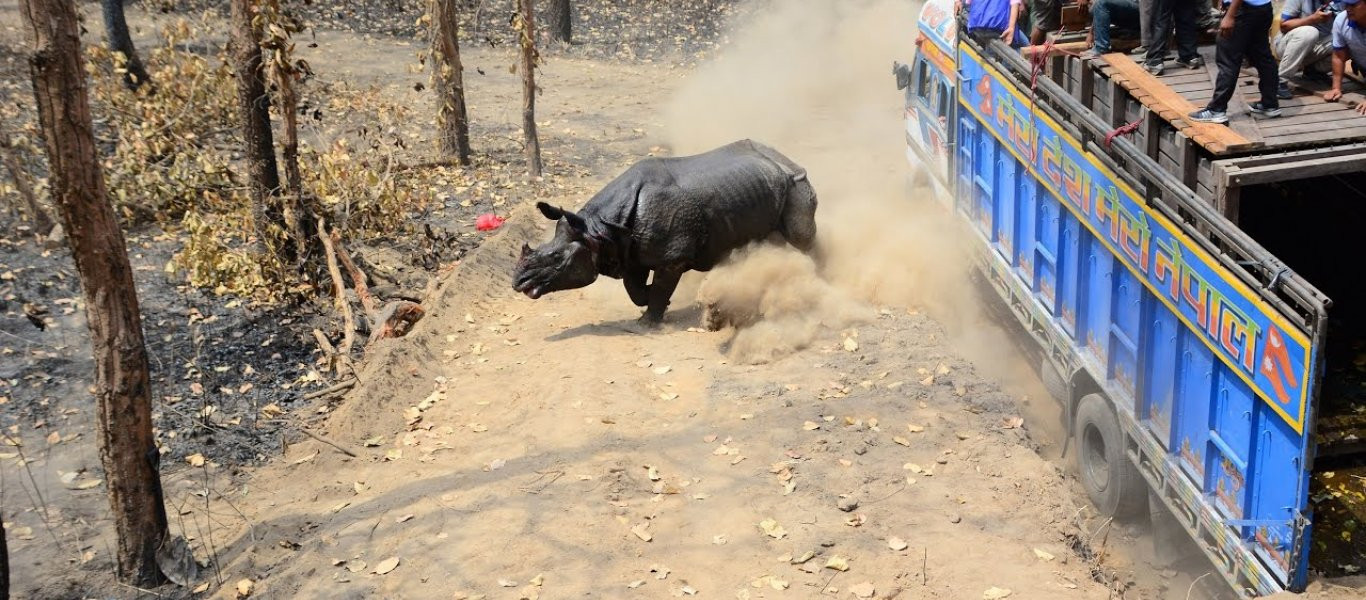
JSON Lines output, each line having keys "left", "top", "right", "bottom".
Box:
{"left": 662, "top": 0, "right": 1044, "bottom": 399}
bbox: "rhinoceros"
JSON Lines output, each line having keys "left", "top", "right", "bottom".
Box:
{"left": 512, "top": 139, "right": 819, "bottom": 324}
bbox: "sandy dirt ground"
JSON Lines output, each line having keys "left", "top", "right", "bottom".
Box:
{"left": 3, "top": 1, "right": 1364, "bottom": 599}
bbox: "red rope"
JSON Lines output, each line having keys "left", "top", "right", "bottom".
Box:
{"left": 1104, "top": 117, "right": 1144, "bottom": 147}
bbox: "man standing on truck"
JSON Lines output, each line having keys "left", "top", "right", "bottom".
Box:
{"left": 1323, "top": 0, "right": 1366, "bottom": 113}
{"left": 1144, "top": 0, "right": 1205, "bottom": 74}
{"left": 1276, "top": 0, "right": 1340, "bottom": 99}
{"left": 1188, "top": 0, "right": 1281, "bottom": 123}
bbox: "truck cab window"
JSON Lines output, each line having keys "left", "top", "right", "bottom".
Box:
{"left": 917, "top": 60, "right": 932, "bottom": 101}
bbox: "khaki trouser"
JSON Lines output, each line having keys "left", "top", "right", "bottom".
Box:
{"left": 1274, "top": 25, "right": 1334, "bottom": 82}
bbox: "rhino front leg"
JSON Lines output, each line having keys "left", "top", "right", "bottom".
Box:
{"left": 624, "top": 267, "right": 650, "bottom": 307}
{"left": 641, "top": 269, "right": 683, "bottom": 325}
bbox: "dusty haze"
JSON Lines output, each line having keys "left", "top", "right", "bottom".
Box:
{"left": 663, "top": 0, "right": 1046, "bottom": 402}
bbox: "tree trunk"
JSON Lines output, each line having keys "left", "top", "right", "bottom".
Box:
{"left": 545, "top": 0, "right": 571, "bottom": 45}
{"left": 0, "top": 135, "right": 55, "bottom": 233}
{"left": 21, "top": 0, "right": 168, "bottom": 587}
{"left": 229, "top": 0, "right": 284, "bottom": 248}
{"left": 430, "top": 0, "right": 471, "bottom": 164}
{"left": 518, "top": 0, "right": 543, "bottom": 178}
{"left": 100, "top": 0, "right": 150, "bottom": 90}
{"left": 1, "top": 512, "right": 8, "bottom": 600}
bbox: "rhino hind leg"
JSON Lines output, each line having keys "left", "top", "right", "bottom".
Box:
{"left": 781, "top": 178, "right": 818, "bottom": 253}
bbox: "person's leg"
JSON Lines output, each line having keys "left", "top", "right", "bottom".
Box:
{"left": 1145, "top": 0, "right": 1173, "bottom": 70}
{"left": 1138, "top": 0, "right": 1155, "bottom": 51}
{"left": 1246, "top": 5, "right": 1280, "bottom": 109}
{"left": 1206, "top": 13, "right": 1249, "bottom": 113}
{"left": 1277, "top": 26, "right": 1322, "bottom": 82}
{"left": 1173, "top": 0, "right": 1201, "bottom": 63}
{"left": 1092, "top": 0, "right": 1116, "bottom": 52}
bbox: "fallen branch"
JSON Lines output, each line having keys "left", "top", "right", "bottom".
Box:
{"left": 295, "top": 427, "right": 359, "bottom": 458}
{"left": 331, "top": 230, "right": 376, "bottom": 314}
{"left": 317, "top": 218, "right": 356, "bottom": 373}
{"left": 302, "top": 377, "right": 356, "bottom": 401}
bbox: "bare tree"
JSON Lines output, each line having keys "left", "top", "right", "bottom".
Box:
{"left": 21, "top": 0, "right": 168, "bottom": 587}
{"left": 517, "top": 0, "right": 543, "bottom": 178}
{"left": 545, "top": 0, "right": 572, "bottom": 45}
{"left": 430, "top": 0, "right": 471, "bottom": 164}
{"left": 229, "top": 0, "right": 285, "bottom": 247}
{"left": 100, "top": 0, "right": 150, "bottom": 89}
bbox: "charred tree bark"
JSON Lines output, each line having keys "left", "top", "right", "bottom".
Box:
{"left": 0, "top": 135, "right": 54, "bottom": 233}
{"left": 229, "top": 0, "right": 284, "bottom": 250}
{"left": 545, "top": 0, "right": 571, "bottom": 45}
{"left": 1, "top": 512, "right": 8, "bottom": 600}
{"left": 101, "top": 0, "right": 149, "bottom": 89}
{"left": 430, "top": 0, "right": 471, "bottom": 164}
{"left": 518, "top": 0, "right": 543, "bottom": 178}
{"left": 21, "top": 0, "right": 168, "bottom": 587}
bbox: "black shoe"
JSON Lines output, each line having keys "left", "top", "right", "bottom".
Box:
{"left": 1277, "top": 82, "right": 1293, "bottom": 100}
{"left": 1144, "top": 62, "right": 1165, "bottom": 76}
{"left": 1176, "top": 56, "right": 1205, "bottom": 69}
{"left": 1249, "top": 101, "right": 1282, "bottom": 118}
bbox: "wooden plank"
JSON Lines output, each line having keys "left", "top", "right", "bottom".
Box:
{"left": 1223, "top": 152, "right": 1366, "bottom": 186}
{"left": 1177, "top": 130, "right": 1200, "bottom": 189}
{"left": 1254, "top": 110, "right": 1366, "bottom": 133}
{"left": 1169, "top": 81, "right": 1215, "bottom": 94}
{"left": 1079, "top": 59, "right": 1095, "bottom": 109}
{"left": 1262, "top": 124, "right": 1366, "bottom": 146}
{"left": 1100, "top": 52, "right": 1258, "bottom": 155}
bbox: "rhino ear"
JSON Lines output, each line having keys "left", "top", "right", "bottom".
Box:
{"left": 537, "top": 202, "right": 565, "bottom": 221}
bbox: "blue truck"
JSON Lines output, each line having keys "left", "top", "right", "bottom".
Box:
{"left": 896, "top": 0, "right": 1366, "bottom": 595}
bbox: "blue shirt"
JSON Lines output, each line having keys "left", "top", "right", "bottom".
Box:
{"left": 967, "top": 0, "right": 1013, "bottom": 32}
{"left": 1224, "top": 0, "right": 1273, "bottom": 6}
{"left": 1332, "top": 11, "right": 1366, "bottom": 65}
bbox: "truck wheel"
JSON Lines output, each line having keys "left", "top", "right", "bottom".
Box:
{"left": 1075, "top": 394, "right": 1147, "bottom": 519}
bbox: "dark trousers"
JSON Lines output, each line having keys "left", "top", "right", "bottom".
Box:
{"left": 1145, "top": 0, "right": 1200, "bottom": 65}
{"left": 1208, "top": 3, "right": 1278, "bottom": 111}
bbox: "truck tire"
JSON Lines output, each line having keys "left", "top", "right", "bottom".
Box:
{"left": 1075, "top": 394, "right": 1147, "bottom": 519}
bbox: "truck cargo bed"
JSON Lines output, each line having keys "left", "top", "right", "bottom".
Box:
{"left": 1095, "top": 50, "right": 1366, "bottom": 155}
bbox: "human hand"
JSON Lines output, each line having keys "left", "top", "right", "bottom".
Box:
{"left": 1356, "top": 102, "right": 1366, "bottom": 115}
{"left": 1219, "top": 15, "right": 1234, "bottom": 38}
{"left": 1002, "top": 28, "right": 1013, "bottom": 42}
{"left": 1325, "top": 88, "right": 1343, "bottom": 102}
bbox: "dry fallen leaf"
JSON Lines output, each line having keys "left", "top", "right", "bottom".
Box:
{"left": 374, "top": 557, "right": 400, "bottom": 575}
{"left": 345, "top": 560, "right": 367, "bottom": 573}
{"left": 842, "top": 337, "right": 859, "bottom": 352}
{"left": 983, "top": 587, "right": 1012, "bottom": 599}
{"left": 888, "top": 537, "right": 909, "bottom": 551}
{"left": 824, "top": 556, "right": 850, "bottom": 571}
{"left": 849, "top": 582, "right": 876, "bottom": 598}
{"left": 291, "top": 451, "right": 318, "bottom": 465}
{"left": 758, "top": 518, "right": 788, "bottom": 539}
{"left": 1001, "top": 416, "right": 1025, "bottom": 429}
{"left": 907, "top": 424, "right": 925, "bottom": 433}
{"left": 193, "top": 581, "right": 210, "bottom": 593}
{"left": 627, "top": 580, "right": 646, "bottom": 589}
{"left": 631, "top": 524, "right": 653, "bottom": 542}
{"left": 893, "top": 436, "right": 910, "bottom": 447}
{"left": 187, "top": 453, "right": 205, "bottom": 467}
{"left": 919, "top": 375, "right": 934, "bottom": 386}
{"left": 236, "top": 578, "right": 254, "bottom": 598}
{"left": 652, "top": 366, "right": 672, "bottom": 375}
{"left": 1033, "top": 548, "right": 1055, "bottom": 561}
{"left": 68, "top": 479, "right": 102, "bottom": 490}
{"left": 46, "top": 431, "right": 61, "bottom": 445}
{"left": 802, "top": 421, "right": 820, "bottom": 431}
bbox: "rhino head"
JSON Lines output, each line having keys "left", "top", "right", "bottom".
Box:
{"left": 512, "top": 202, "right": 601, "bottom": 300}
